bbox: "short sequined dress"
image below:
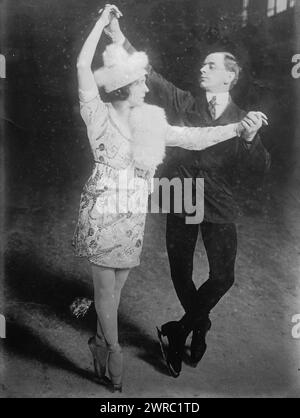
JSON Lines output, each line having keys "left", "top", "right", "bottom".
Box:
{"left": 72, "top": 85, "right": 152, "bottom": 268}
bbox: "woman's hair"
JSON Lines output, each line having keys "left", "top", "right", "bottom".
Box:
{"left": 102, "top": 83, "right": 132, "bottom": 102}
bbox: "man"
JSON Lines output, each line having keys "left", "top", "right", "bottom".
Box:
{"left": 106, "top": 16, "right": 270, "bottom": 378}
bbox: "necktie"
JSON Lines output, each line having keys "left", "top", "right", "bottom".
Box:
{"left": 208, "top": 95, "right": 217, "bottom": 120}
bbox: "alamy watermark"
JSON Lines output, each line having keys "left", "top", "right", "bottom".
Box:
{"left": 92, "top": 171, "right": 204, "bottom": 224}
{"left": 0, "top": 314, "right": 5, "bottom": 338}
{"left": 291, "top": 314, "right": 300, "bottom": 339}
{"left": 291, "top": 54, "right": 300, "bottom": 79}
{"left": 0, "top": 54, "right": 6, "bottom": 79}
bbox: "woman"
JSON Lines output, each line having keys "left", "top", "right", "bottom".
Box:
{"left": 73, "top": 4, "right": 267, "bottom": 392}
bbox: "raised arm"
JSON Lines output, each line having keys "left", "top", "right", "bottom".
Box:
{"left": 76, "top": 5, "right": 121, "bottom": 150}
{"left": 105, "top": 16, "right": 194, "bottom": 114}
{"left": 77, "top": 5, "right": 123, "bottom": 129}
{"left": 77, "top": 4, "right": 121, "bottom": 93}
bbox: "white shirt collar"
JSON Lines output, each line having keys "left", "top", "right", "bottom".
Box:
{"left": 206, "top": 92, "right": 230, "bottom": 119}
{"left": 206, "top": 92, "right": 230, "bottom": 106}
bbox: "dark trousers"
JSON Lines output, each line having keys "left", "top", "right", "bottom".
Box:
{"left": 166, "top": 213, "right": 237, "bottom": 332}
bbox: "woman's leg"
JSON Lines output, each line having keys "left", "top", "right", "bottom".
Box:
{"left": 114, "top": 268, "right": 130, "bottom": 309}
{"left": 96, "top": 319, "right": 106, "bottom": 345}
{"left": 90, "top": 265, "right": 123, "bottom": 389}
{"left": 91, "top": 265, "right": 127, "bottom": 390}
{"left": 91, "top": 265, "right": 118, "bottom": 346}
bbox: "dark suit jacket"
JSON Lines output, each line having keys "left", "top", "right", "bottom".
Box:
{"left": 124, "top": 40, "right": 271, "bottom": 223}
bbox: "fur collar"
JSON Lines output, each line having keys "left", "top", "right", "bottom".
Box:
{"left": 128, "top": 104, "right": 168, "bottom": 172}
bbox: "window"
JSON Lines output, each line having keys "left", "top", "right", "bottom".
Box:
{"left": 277, "top": 0, "right": 288, "bottom": 13}
{"left": 242, "top": 0, "right": 250, "bottom": 25}
{"left": 267, "top": 0, "right": 295, "bottom": 17}
{"left": 267, "top": 0, "right": 276, "bottom": 16}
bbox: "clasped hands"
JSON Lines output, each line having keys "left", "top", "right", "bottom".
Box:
{"left": 97, "top": 4, "right": 124, "bottom": 42}
{"left": 238, "top": 111, "right": 268, "bottom": 143}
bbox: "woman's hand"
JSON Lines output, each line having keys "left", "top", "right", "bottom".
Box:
{"left": 98, "top": 4, "right": 123, "bottom": 27}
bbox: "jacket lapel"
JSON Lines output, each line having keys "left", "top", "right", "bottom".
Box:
{"left": 195, "top": 94, "right": 244, "bottom": 126}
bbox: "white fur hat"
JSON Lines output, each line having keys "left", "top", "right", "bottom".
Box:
{"left": 94, "top": 44, "right": 148, "bottom": 93}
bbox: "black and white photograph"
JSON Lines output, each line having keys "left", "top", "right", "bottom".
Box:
{"left": 1, "top": 0, "right": 300, "bottom": 399}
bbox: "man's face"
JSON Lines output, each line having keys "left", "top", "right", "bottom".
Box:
{"left": 199, "top": 53, "right": 234, "bottom": 93}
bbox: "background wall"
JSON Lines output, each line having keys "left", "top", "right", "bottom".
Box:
{"left": 2, "top": 0, "right": 299, "bottom": 191}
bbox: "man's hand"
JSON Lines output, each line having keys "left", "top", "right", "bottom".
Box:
{"left": 104, "top": 14, "right": 125, "bottom": 44}
{"left": 240, "top": 111, "right": 268, "bottom": 143}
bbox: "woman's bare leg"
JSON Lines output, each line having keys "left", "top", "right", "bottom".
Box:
{"left": 115, "top": 268, "right": 130, "bottom": 309}
{"left": 91, "top": 265, "right": 118, "bottom": 346}
{"left": 96, "top": 319, "right": 106, "bottom": 345}
{"left": 91, "top": 264, "right": 126, "bottom": 389}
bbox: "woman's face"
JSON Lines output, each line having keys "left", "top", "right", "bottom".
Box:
{"left": 127, "top": 76, "right": 149, "bottom": 107}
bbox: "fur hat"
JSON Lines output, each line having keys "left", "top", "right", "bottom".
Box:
{"left": 94, "top": 44, "right": 148, "bottom": 93}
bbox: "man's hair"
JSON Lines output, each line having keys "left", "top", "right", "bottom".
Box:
{"left": 222, "top": 52, "right": 241, "bottom": 89}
